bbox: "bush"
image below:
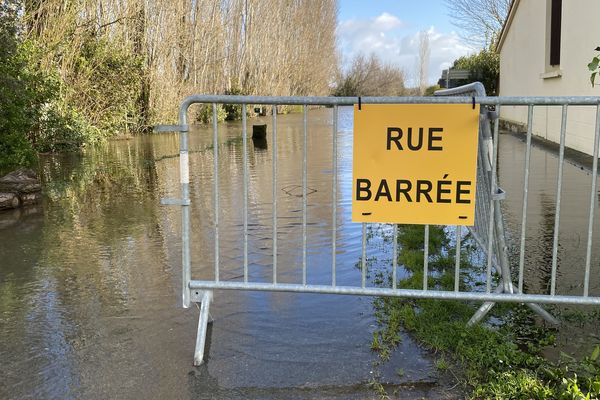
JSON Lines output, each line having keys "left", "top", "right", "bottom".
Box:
{"left": 0, "top": 133, "right": 37, "bottom": 174}
{"left": 1, "top": 2, "right": 98, "bottom": 173}
{"left": 223, "top": 86, "right": 247, "bottom": 121}
{"left": 0, "top": 3, "right": 40, "bottom": 172}
{"left": 452, "top": 48, "right": 499, "bottom": 95}
{"left": 67, "top": 34, "right": 145, "bottom": 135}
{"left": 34, "top": 102, "right": 99, "bottom": 153}
{"left": 194, "top": 104, "right": 227, "bottom": 124}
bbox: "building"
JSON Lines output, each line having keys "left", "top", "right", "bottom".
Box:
{"left": 496, "top": 0, "right": 600, "bottom": 156}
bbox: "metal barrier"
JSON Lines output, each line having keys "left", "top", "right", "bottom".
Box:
{"left": 156, "top": 86, "right": 600, "bottom": 365}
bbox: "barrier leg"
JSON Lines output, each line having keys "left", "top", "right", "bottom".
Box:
{"left": 468, "top": 285, "right": 502, "bottom": 326}
{"left": 525, "top": 302, "right": 560, "bottom": 325}
{"left": 194, "top": 290, "right": 213, "bottom": 366}
{"left": 468, "top": 200, "right": 559, "bottom": 326}
{"left": 468, "top": 289, "right": 559, "bottom": 326}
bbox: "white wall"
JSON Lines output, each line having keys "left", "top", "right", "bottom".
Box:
{"left": 499, "top": 0, "right": 600, "bottom": 155}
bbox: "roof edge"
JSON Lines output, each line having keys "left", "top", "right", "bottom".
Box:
{"left": 496, "top": 0, "right": 520, "bottom": 53}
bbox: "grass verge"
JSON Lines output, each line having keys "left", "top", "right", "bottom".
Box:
{"left": 370, "top": 225, "right": 600, "bottom": 399}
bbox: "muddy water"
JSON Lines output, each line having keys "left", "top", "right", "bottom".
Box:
{"left": 0, "top": 108, "right": 451, "bottom": 400}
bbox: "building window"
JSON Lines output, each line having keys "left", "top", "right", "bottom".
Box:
{"left": 549, "top": 0, "right": 562, "bottom": 66}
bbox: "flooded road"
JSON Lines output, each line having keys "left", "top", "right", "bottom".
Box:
{"left": 497, "top": 131, "right": 600, "bottom": 357}
{"left": 2, "top": 107, "right": 599, "bottom": 399}
{"left": 1, "top": 108, "right": 448, "bottom": 399}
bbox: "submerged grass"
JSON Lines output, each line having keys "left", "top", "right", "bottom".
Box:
{"left": 369, "top": 224, "right": 600, "bottom": 399}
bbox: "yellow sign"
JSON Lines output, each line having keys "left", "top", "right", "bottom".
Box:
{"left": 352, "top": 104, "right": 480, "bottom": 225}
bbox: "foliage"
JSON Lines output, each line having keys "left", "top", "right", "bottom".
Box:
{"left": 369, "top": 224, "right": 600, "bottom": 399}
{"left": 195, "top": 104, "right": 227, "bottom": 124}
{"left": 0, "top": 1, "right": 102, "bottom": 172}
{"left": 223, "top": 86, "right": 248, "bottom": 121}
{"left": 0, "top": 3, "right": 37, "bottom": 172}
{"left": 25, "top": 0, "right": 338, "bottom": 126}
{"left": 66, "top": 34, "right": 146, "bottom": 135}
{"left": 33, "top": 102, "right": 99, "bottom": 153}
{"left": 424, "top": 85, "right": 442, "bottom": 96}
{"left": 588, "top": 46, "right": 600, "bottom": 86}
{"left": 452, "top": 48, "right": 500, "bottom": 95}
{"left": 333, "top": 53, "right": 405, "bottom": 97}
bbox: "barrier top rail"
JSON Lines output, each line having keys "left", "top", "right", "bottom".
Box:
{"left": 178, "top": 95, "right": 600, "bottom": 112}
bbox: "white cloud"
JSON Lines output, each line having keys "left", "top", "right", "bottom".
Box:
{"left": 374, "top": 12, "right": 403, "bottom": 30}
{"left": 338, "top": 14, "right": 474, "bottom": 86}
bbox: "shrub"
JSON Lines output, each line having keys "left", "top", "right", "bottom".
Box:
{"left": 66, "top": 34, "right": 146, "bottom": 135}
{"left": 195, "top": 104, "right": 227, "bottom": 124}
{"left": 452, "top": 48, "right": 499, "bottom": 95}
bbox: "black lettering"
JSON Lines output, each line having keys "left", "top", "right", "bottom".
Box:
{"left": 407, "top": 127, "right": 423, "bottom": 151}
{"left": 386, "top": 128, "right": 403, "bottom": 150}
{"left": 375, "top": 179, "right": 392, "bottom": 201}
{"left": 416, "top": 180, "right": 433, "bottom": 202}
{"left": 428, "top": 127, "right": 443, "bottom": 151}
{"left": 356, "top": 179, "right": 372, "bottom": 200}
{"left": 436, "top": 175, "right": 451, "bottom": 203}
{"left": 456, "top": 181, "right": 471, "bottom": 203}
{"left": 395, "top": 180, "right": 412, "bottom": 202}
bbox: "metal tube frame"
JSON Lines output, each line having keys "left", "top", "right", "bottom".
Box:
{"left": 156, "top": 88, "right": 600, "bottom": 365}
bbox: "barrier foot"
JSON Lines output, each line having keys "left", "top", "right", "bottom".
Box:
{"left": 468, "top": 286, "right": 559, "bottom": 326}
{"left": 525, "top": 302, "right": 560, "bottom": 326}
{"left": 193, "top": 290, "right": 213, "bottom": 366}
{"left": 468, "top": 301, "right": 496, "bottom": 326}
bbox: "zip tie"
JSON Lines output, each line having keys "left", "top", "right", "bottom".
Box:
{"left": 358, "top": 96, "right": 362, "bottom": 110}
{"left": 472, "top": 96, "right": 476, "bottom": 109}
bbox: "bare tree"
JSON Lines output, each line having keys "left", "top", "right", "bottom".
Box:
{"left": 334, "top": 53, "right": 405, "bottom": 96}
{"left": 445, "top": 0, "right": 511, "bottom": 47}
{"left": 23, "top": 0, "right": 340, "bottom": 126}
{"left": 418, "top": 30, "right": 430, "bottom": 95}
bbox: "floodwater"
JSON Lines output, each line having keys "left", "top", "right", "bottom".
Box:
{"left": 0, "top": 108, "right": 453, "bottom": 400}
{"left": 2, "top": 107, "right": 599, "bottom": 399}
{"left": 497, "top": 131, "right": 600, "bottom": 357}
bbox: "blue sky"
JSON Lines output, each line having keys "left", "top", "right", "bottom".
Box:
{"left": 338, "top": 0, "right": 475, "bottom": 86}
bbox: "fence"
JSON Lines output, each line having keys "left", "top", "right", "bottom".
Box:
{"left": 156, "top": 84, "right": 600, "bottom": 365}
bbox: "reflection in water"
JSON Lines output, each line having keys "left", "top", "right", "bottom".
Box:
{"left": 498, "top": 132, "right": 600, "bottom": 358}
{"left": 3, "top": 110, "right": 600, "bottom": 398}
{"left": 0, "top": 109, "right": 440, "bottom": 399}
{"left": 498, "top": 132, "right": 600, "bottom": 298}
{"left": 252, "top": 137, "right": 268, "bottom": 150}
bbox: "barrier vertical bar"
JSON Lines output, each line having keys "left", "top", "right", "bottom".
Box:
{"left": 242, "top": 104, "right": 248, "bottom": 282}
{"left": 584, "top": 104, "right": 600, "bottom": 296}
{"left": 362, "top": 223, "right": 367, "bottom": 288}
{"left": 272, "top": 105, "right": 278, "bottom": 284}
{"left": 551, "top": 105, "right": 568, "bottom": 296}
{"left": 212, "top": 103, "right": 220, "bottom": 282}
{"left": 392, "top": 225, "right": 398, "bottom": 289}
{"left": 332, "top": 105, "right": 338, "bottom": 287}
{"left": 518, "top": 105, "right": 534, "bottom": 293}
{"left": 302, "top": 104, "right": 308, "bottom": 285}
{"left": 180, "top": 123, "right": 191, "bottom": 308}
{"left": 491, "top": 107, "right": 512, "bottom": 293}
{"left": 485, "top": 196, "right": 495, "bottom": 293}
{"left": 423, "top": 225, "right": 429, "bottom": 290}
{"left": 455, "top": 225, "right": 462, "bottom": 292}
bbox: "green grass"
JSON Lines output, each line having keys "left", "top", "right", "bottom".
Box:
{"left": 368, "top": 224, "right": 600, "bottom": 399}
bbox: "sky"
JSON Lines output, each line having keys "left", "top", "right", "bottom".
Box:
{"left": 338, "top": 0, "right": 475, "bottom": 87}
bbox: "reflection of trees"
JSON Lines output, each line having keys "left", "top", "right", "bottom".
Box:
{"left": 0, "top": 136, "right": 181, "bottom": 397}
{"left": 37, "top": 138, "right": 172, "bottom": 310}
